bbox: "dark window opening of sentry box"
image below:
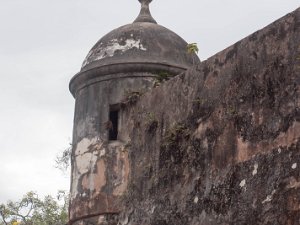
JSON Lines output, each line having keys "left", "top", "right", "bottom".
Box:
{"left": 109, "top": 108, "right": 119, "bottom": 140}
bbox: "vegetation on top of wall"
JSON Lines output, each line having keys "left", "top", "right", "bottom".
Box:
{"left": 154, "top": 71, "right": 174, "bottom": 87}
{"left": 187, "top": 43, "right": 199, "bottom": 54}
{"left": 187, "top": 43, "right": 199, "bottom": 65}
{"left": 121, "top": 90, "right": 144, "bottom": 106}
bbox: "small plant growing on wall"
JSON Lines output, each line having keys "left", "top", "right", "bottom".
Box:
{"left": 121, "top": 90, "right": 144, "bottom": 106}
{"left": 154, "top": 71, "right": 174, "bottom": 87}
{"left": 192, "top": 97, "right": 206, "bottom": 105}
{"left": 226, "top": 105, "right": 238, "bottom": 116}
{"left": 187, "top": 43, "right": 199, "bottom": 65}
{"left": 145, "top": 112, "right": 158, "bottom": 133}
{"left": 187, "top": 43, "right": 199, "bottom": 54}
{"left": 162, "top": 123, "right": 189, "bottom": 148}
{"left": 55, "top": 143, "right": 72, "bottom": 172}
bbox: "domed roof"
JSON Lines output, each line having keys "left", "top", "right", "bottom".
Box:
{"left": 80, "top": 0, "right": 200, "bottom": 73}
{"left": 70, "top": 0, "right": 200, "bottom": 96}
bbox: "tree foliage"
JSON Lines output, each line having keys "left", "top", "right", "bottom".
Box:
{"left": 55, "top": 144, "right": 72, "bottom": 173}
{"left": 0, "top": 191, "right": 68, "bottom": 225}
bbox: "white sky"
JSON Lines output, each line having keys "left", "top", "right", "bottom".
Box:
{"left": 0, "top": 0, "right": 299, "bottom": 203}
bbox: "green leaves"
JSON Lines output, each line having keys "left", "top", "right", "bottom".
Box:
{"left": 154, "top": 71, "right": 174, "bottom": 87}
{"left": 0, "top": 191, "right": 68, "bottom": 225}
{"left": 187, "top": 43, "right": 199, "bottom": 54}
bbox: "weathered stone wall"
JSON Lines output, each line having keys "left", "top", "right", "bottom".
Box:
{"left": 118, "top": 8, "right": 300, "bottom": 225}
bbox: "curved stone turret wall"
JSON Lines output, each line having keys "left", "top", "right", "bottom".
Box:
{"left": 70, "top": 73, "right": 154, "bottom": 224}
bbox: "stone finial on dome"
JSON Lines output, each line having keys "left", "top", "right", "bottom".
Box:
{"left": 134, "top": 0, "right": 157, "bottom": 24}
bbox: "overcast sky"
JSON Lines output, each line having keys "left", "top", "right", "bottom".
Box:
{"left": 0, "top": 0, "right": 299, "bottom": 203}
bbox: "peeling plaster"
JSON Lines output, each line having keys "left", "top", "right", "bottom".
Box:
{"left": 100, "top": 149, "right": 106, "bottom": 157}
{"left": 75, "top": 137, "right": 98, "bottom": 156}
{"left": 94, "top": 159, "right": 107, "bottom": 193}
{"left": 71, "top": 139, "right": 129, "bottom": 207}
{"left": 82, "top": 159, "right": 106, "bottom": 193}
{"left": 262, "top": 190, "right": 276, "bottom": 204}
{"left": 98, "top": 216, "right": 106, "bottom": 223}
{"left": 71, "top": 137, "right": 101, "bottom": 200}
{"left": 76, "top": 151, "right": 98, "bottom": 174}
{"left": 71, "top": 151, "right": 99, "bottom": 200}
{"left": 82, "top": 38, "right": 147, "bottom": 67}
{"left": 239, "top": 179, "right": 246, "bottom": 188}
{"left": 278, "top": 148, "right": 282, "bottom": 153}
{"left": 151, "top": 206, "right": 156, "bottom": 214}
{"left": 194, "top": 196, "right": 199, "bottom": 204}
{"left": 252, "top": 163, "right": 258, "bottom": 176}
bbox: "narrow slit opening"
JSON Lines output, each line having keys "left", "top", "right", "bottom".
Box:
{"left": 109, "top": 109, "right": 119, "bottom": 140}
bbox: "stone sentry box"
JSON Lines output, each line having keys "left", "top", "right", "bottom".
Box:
{"left": 68, "top": 0, "right": 199, "bottom": 224}
{"left": 70, "top": 72, "right": 154, "bottom": 223}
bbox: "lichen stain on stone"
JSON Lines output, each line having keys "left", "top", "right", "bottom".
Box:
{"left": 212, "top": 122, "right": 236, "bottom": 168}
{"left": 287, "top": 195, "right": 300, "bottom": 211}
{"left": 236, "top": 137, "right": 251, "bottom": 162}
{"left": 236, "top": 121, "right": 300, "bottom": 162}
{"left": 81, "top": 175, "right": 90, "bottom": 194}
{"left": 204, "top": 72, "right": 218, "bottom": 88}
{"left": 82, "top": 38, "right": 147, "bottom": 67}
{"left": 193, "top": 121, "right": 213, "bottom": 139}
{"left": 274, "top": 121, "right": 300, "bottom": 148}
{"left": 112, "top": 147, "right": 130, "bottom": 196}
{"left": 94, "top": 159, "right": 107, "bottom": 193}
{"left": 81, "top": 50, "right": 93, "bottom": 68}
